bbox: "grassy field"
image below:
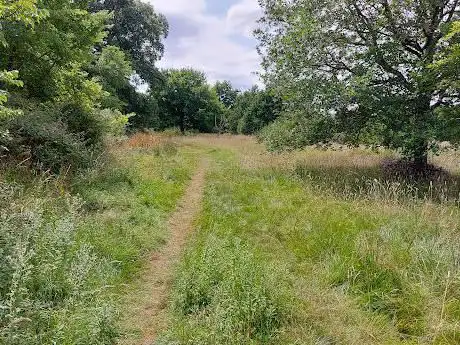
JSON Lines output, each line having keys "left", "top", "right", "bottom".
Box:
{"left": 2, "top": 134, "right": 460, "bottom": 344}
{"left": 159, "top": 135, "right": 460, "bottom": 344}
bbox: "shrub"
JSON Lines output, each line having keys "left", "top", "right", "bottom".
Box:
{"left": 4, "top": 106, "right": 94, "bottom": 173}
{"left": 99, "top": 108, "right": 133, "bottom": 137}
{"left": 258, "top": 112, "right": 335, "bottom": 152}
{"left": 258, "top": 116, "right": 310, "bottom": 152}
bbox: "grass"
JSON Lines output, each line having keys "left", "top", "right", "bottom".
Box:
{"left": 162, "top": 136, "right": 460, "bottom": 344}
{"left": 3, "top": 134, "right": 460, "bottom": 344}
{"left": 0, "top": 135, "right": 199, "bottom": 344}
{"left": 73, "top": 140, "right": 197, "bottom": 282}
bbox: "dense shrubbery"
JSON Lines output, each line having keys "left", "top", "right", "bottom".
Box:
{"left": 258, "top": 111, "right": 335, "bottom": 152}
{"left": 0, "top": 0, "right": 167, "bottom": 173}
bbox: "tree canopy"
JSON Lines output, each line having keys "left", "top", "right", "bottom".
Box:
{"left": 214, "top": 80, "right": 240, "bottom": 109}
{"left": 90, "top": 0, "right": 169, "bottom": 85}
{"left": 157, "top": 68, "right": 224, "bottom": 133}
{"left": 257, "top": 0, "right": 460, "bottom": 166}
{"left": 227, "top": 86, "right": 282, "bottom": 134}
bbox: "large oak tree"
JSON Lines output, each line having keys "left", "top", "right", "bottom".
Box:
{"left": 257, "top": 0, "right": 460, "bottom": 167}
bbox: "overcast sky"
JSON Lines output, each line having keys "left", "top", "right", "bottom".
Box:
{"left": 149, "top": 0, "right": 263, "bottom": 89}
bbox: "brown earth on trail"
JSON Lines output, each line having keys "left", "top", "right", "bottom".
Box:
{"left": 119, "top": 158, "right": 208, "bottom": 345}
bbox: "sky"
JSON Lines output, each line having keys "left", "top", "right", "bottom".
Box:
{"left": 148, "top": 0, "right": 263, "bottom": 90}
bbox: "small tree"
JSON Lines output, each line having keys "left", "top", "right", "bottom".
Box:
{"left": 214, "top": 80, "right": 240, "bottom": 109}
{"left": 257, "top": 0, "right": 460, "bottom": 168}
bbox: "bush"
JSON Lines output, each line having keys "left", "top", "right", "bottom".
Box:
{"left": 99, "top": 108, "right": 133, "bottom": 137}
{"left": 4, "top": 106, "right": 94, "bottom": 173}
{"left": 258, "top": 113, "right": 335, "bottom": 152}
{"left": 1, "top": 98, "right": 132, "bottom": 173}
{"left": 258, "top": 116, "right": 310, "bottom": 152}
{"left": 62, "top": 103, "right": 106, "bottom": 148}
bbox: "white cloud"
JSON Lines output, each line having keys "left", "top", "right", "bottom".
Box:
{"left": 226, "top": 0, "right": 262, "bottom": 37}
{"left": 148, "top": 0, "right": 263, "bottom": 89}
{"left": 151, "top": 0, "right": 206, "bottom": 16}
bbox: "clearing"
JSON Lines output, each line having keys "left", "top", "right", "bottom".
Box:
{"left": 119, "top": 134, "right": 460, "bottom": 345}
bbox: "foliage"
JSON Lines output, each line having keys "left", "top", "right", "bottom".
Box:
{"left": 90, "top": 0, "right": 169, "bottom": 85}
{"left": 100, "top": 108, "right": 133, "bottom": 137}
{"left": 4, "top": 104, "right": 94, "bottom": 172}
{"left": 0, "top": 0, "right": 41, "bottom": 139}
{"left": 213, "top": 80, "right": 239, "bottom": 109}
{"left": 125, "top": 90, "right": 161, "bottom": 130}
{"left": 89, "top": 45, "right": 134, "bottom": 110}
{"left": 431, "top": 21, "right": 460, "bottom": 144}
{"left": 227, "top": 86, "right": 282, "bottom": 134}
{"left": 0, "top": 70, "right": 23, "bottom": 121}
{"left": 0, "top": 0, "right": 109, "bottom": 100}
{"left": 257, "top": 0, "right": 460, "bottom": 165}
{"left": 258, "top": 115, "right": 311, "bottom": 151}
{"left": 157, "top": 68, "right": 224, "bottom": 133}
{"left": 0, "top": 0, "right": 140, "bottom": 172}
{"left": 0, "top": 0, "right": 41, "bottom": 26}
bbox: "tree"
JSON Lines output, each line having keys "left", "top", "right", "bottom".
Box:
{"left": 158, "top": 69, "right": 224, "bottom": 133}
{"left": 0, "top": 0, "right": 133, "bottom": 171}
{"left": 88, "top": 45, "right": 134, "bottom": 110}
{"left": 228, "top": 86, "right": 282, "bottom": 134}
{"left": 214, "top": 80, "right": 239, "bottom": 108}
{"left": 0, "top": 0, "right": 41, "bottom": 147}
{"left": 0, "top": 0, "right": 41, "bottom": 115}
{"left": 0, "top": 0, "right": 109, "bottom": 100}
{"left": 90, "top": 0, "right": 169, "bottom": 85}
{"left": 257, "top": 0, "right": 460, "bottom": 167}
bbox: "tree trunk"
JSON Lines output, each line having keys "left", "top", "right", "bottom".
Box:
{"left": 413, "top": 147, "right": 428, "bottom": 171}
{"left": 179, "top": 116, "right": 185, "bottom": 134}
{"left": 412, "top": 95, "right": 431, "bottom": 171}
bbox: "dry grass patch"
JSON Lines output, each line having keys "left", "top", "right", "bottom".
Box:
{"left": 125, "top": 132, "right": 167, "bottom": 149}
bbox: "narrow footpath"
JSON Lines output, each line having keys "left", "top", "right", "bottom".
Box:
{"left": 121, "top": 158, "right": 208, "bottom": 345}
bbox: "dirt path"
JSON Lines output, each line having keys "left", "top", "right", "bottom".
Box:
{"left": 122, "top": 158, "right": 208, "bottom": 345}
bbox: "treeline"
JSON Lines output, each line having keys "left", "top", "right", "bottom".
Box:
{"left": 132, "top": 70, "right": 280, "bottom": 135}
{"left": 0, "top": 0, "right": 280, "bottom": 174}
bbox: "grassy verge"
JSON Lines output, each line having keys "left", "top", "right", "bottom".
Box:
{"left": 162, "top": 140, "right": 460, "bottom": 344}
{"left": 0, "top": 136, "right": 198, "bottom": 344}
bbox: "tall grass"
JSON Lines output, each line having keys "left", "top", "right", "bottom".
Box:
{"left": 294, "top": 163, "right": 460, "bottom": 205}
{"left": 0, "top": 136, "right": 197, "bottom": 344}
{"left": 160, "top": 151, "right": 292, "bottom": 345}
{"left": 162, "top": 140, "right": 460, "bottom": 344}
